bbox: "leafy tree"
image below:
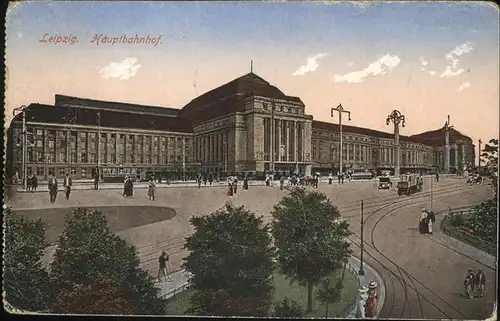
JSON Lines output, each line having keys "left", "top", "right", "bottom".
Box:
{"left": 51, "top": 274, "right": 136, "bottom": 314}
{"left": 49, "top": 208, "right": 166, "bottom": 315}
{"left": 182, "top": 204, "right": 275, "bottom": 316}
{"left": 316, "top": 278, "right": 343, "bottom": 317}
{"left": 480, "top": 138, "right": 498, "bottom": 193}
{"left": 469, "top": 199, "right": 497, "bottom": 242}
{"left": 273, "top": 297, "right": 304, "bottom": 317}
{"left": 3, "top": 207, "right": 51, "bottom": 312}
{"left": 271, "top": 188, "right": 352, "bottom": 312}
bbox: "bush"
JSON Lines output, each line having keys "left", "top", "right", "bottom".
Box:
{"left": 448, "top": 212, "right": 465, "bottom": 227}
{"left": 273, "top": 297, "right": 304, "bottom": 317}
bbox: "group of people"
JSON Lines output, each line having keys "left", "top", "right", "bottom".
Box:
{"left": 464, "top": 269, "right": 486, "bottom": 299}
{"left": 466, "top": 173, "right": 483, "bottom": 185}
{"left": 356, "top": 281, "right": 378, "bottom": 318}
{"left": 419, "top": 208, "right": 436, "bottom": 234}
{"left": 47, "top": 173, "right": 73, "bottom": 203}
{"left": 26, "top": 174, "right": 38, "bottom": 192}
{"left": 226, "top": 176, "right": 249, "bottom": 196}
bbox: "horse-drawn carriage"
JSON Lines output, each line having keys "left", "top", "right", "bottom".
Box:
{"left": 467, "top": 174, "right": 483, "bottom": 185}
{"left": 397, "top": 174, "right": 423, "bottom": 196}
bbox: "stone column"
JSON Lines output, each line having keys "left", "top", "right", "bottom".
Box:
{"left": 461, "top": 144, "right": 466, "bottom": 170}
{"left": 277, "top": 119, "right": 282, "bottom": 162}
{"left": 294, "top": 121, "right": 298, "bottom": 172}
{"left": 286, "top": 120, "right": 290, "bottom": 162}
{"left": 444, "top": 127, "right": 450, "bottom": 173}
{"left": 454, "top": 144, "right": 459, "bottom": 170}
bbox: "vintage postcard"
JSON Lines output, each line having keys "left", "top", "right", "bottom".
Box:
{"left": 3, "top": 1, "right": 498, "bottom": 319}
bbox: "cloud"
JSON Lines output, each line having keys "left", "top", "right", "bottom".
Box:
{"left": 441, "top": 66, "right": 465, "bottom": 78}
{"left": 419, "top": 57, "right": 428, "bottom": 66}
{"left": 428, "top": 70, "right": 437, "bottom": 76}
{"left": 99, "top": 57, "right": 142, "bottom": 80}
{"left": 333, "top": 54, "right": 401, "bottom": 83}
{"left": 457, "top": 81, "right": 471, "bottom": 92}
{"left": 292, "top": 53, "right": 328, "bottom": 76}
{"left": 440, "top": 42, "right": 474, "bottom": 78}
{"left": 346, "top": 61, "right": 354, "bottom": 66}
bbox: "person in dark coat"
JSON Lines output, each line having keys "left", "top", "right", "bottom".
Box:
{"left": 27, "top": 175, "right": 32, "bottom": 191}
{"left": 233, "top": 177, "right": 238, "bottom": 194}
{"left": 48, "top": 174, "right": 58, "bottom": 203}
{"left": 280, "top": 176, "right": 285, "bottom": 190}
{"left": 31, "top": 174, "right": 38, "bottom": 192}
{"left": 197, "top": 174, "right": 202, "bottom": 188}
{"left": 63, "top": 173, "right": 72, "bottom": 200}
{"left": 227, "top": 182, "right": 233, "bottom": 196}
{"left": 475, "top": 269, "right": 485, "bottom": 297}
{"left": 243, "top": 176, "right": 249, "bottom": 190}
{"left": 208, "top": 172, "right": 214, "bottom": 185}
{"left": 435, "top": 172, "right": 440, "bottom": 182}
{"left": 94, "top": 173, "right": 99, "bottom": 190}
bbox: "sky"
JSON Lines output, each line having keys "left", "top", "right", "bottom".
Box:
{"left": 5, "top": 1, "right": 500, "bottom": 160}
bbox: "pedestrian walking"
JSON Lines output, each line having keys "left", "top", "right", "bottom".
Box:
{"left": 328, "top": 173, "right": 333, "bottom": 185}
{"left": 148, "top": 177, "right": 156, "bottom": 201}
{"left": 48, "top": 174, "right": 58, "bottom": 203}
{"left": 435, "top": 172, "right": 439, "bottom": 182}
{"left": 243, "top": 176, "right": 249, "bottom": 190}
{"left": 208, "top": 172, "right": 214, "bottom": 185}
{"left": 337, "top": 173, "right": 341, "bottom": 184}
{"left": 341, "top": 173, "right": 345, "bottom": 184}
{"left": 94, "top": 172, "right": 99, "bottom": 190}
{"left": 233, "top": 177, "right": 238, "bottom": 194}
{"left": 31, "top": 174, "right": 38, "bottom": 192}
{"left": 27, "top": 175, "right": 32, "bottom": 191}
{"left": 157, "top": 251, "right": 172, "bottom": 282}
{"left": 280, "top": 175, "right": 285, "bottom": 191}
{"left": 427, "top": 210, "right": 436, "bottom": 234}
{"left": 63, "top": 173, "right": 72, "bottom": 200}
{"left": 227, "top": 182, "right": 233, "bottom": 196}
{"left": 355, "top": 286, "right": 369, "bottom": 318}
{"left": 475, "top": 269, "right": 485, "bottom": 297}
{"left": 419, "top": 209, "right": 428, "bottom": 234}
{"left": 464, "top": 270, "right": 474, "bottom": 299}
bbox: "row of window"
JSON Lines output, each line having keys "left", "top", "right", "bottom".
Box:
{"left": 262, "top": 103, "right": 303, "bottom": 115}
{"left": 26, "top": 151, "right": 188, "bottom": 164}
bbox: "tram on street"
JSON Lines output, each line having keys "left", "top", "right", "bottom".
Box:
{"left": 397, "top": 174, "right": 423, "bottom": 196}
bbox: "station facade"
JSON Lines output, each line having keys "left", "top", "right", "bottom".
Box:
{"left": 6, "top": 72, "right": 475, "bottom": 181}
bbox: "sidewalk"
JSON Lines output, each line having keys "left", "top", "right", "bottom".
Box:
{"left": 346, "top": 256, "right": 386, "bottom": 319}
{"left": 156, "top": 255, "right": 386, "bottom": 318}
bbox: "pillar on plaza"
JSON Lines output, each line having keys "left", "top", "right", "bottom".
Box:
{"left": 461, "top": 144, "right": 466, "bottom": 170}
{"left": 444, "top": 126, "right": 450, "bottom": 173}
{"left": 454, "top": 145, "right": 459, "bottom": 171}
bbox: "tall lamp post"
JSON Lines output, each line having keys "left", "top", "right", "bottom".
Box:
{"left": 97, "top": 111, "right": 101, "bottom": 182}
{"left": 444, "top": 115, "right": 454, "bottom": 173}
{"left": 13, "top": 105, "right": 28, "bottom": 189}
{"left": 359, "top": 199, "right": 365, "bottom": 275}
{"left": 331, "top": 104, "right": 351, "bottom": 176}
{"left": 478, "top": 139, "right": 482, "bottom": 171}
{"left": 386, "top": 110, "right": 405, "bottom": 178}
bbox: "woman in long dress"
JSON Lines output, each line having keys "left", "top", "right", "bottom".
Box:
{"left": 148, "top": 177, "right": 156, "bottom": 201}
{"left": 419, "top": 209, "right": 428, "bottom": 234}
{"left": 123, "top": 176, "right": 129, "bottom": 197}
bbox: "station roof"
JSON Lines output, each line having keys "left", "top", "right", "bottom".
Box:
{"left": 313, "top": 120, "right": 472, "bottom": 146}
{"left": 11, "top": 103, "right": 193, "bottom": 133}
{"left": 178, "top": 72, "right": 305, "bottom": 124}
{"left": 55, "top": 94, "right": 181, "bottom": 117}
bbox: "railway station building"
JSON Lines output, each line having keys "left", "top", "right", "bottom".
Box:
{"left": 6, "top": 72, "right": 475, "bottom": 181}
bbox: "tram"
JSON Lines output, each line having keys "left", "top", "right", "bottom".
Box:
{"left": 397, "top": 174, "right": 423, "bottom": 196}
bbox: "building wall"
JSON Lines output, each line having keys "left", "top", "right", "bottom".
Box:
{"left": 10, "top": 122, "right": 196, "bottom": 180}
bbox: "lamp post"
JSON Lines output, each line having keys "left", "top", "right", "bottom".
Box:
{"left": 478, "top": 139, "right": 482, "bottom": 171}
{"left": 386, "top": 110, "right": 405, "bottom": 178}
{"left": 13, "top": 105, "right": 28, "bottom": 189}
{"left": 295, "top": 121, "right": 299, "bottom": 175}
{"left": 331, "top": 104, "right": 351, "bottom": 177}
{"left": 444, "top": 115, "right": 454, "bottom": 173}
{"left": 97, "top": 111, "right": 101, "bottom": 183}
{"left": 359, "top": 199, "right": 365, "bottom": 276}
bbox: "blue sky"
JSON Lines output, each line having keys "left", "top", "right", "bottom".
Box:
{"left": 5, "top": 1, "right": 499, "bottom": 149}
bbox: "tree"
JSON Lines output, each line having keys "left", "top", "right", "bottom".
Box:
{"left": 51, "top": 274, "right": 136, "bottom": 314}
{"left": 273, "top": 297, "right": 304, "bottom": 317}
{"left": 470, "top": 138, "right": 498, "bottom": 242}
{"left": 182, "top": 204, "right": 275, "bottom": 316}
{"left": 271, "top": 188, "right": 352, "bottom": 312}
{"left": 3, "top": 207, "right": 51, "bottom": 312}
{"left": 316, "top": 278, "right": 343, "bottom": 317}
{"left": 49, "top": 208, "right": 166, "bottom": 315}
{"left": 480, "top": 138, "right": 498, "bottom": 193}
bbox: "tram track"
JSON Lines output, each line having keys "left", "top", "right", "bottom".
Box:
{"left": 348, "top": 185, "right": 488, "bottom": 319}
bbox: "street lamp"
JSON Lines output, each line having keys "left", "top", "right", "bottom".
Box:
{"left": 478, "top": 139, "right": 482, "bottom": 171}
{"left": 13, "top": 105, "right": 28, "bottom": 189}
{"left": 386, "top": 110, "right": 405, "bottom": 177}
{"left": 359, "top": 199, "right": 365, "bottom": 276}
{"left": 331, "top": 104, "right": 351, "bottom": 177}
{"left": 444, "top": 115, "right": 454, "bottom": 173}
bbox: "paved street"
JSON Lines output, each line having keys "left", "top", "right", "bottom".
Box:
{"left": 5, "top": 175, "right": 496, "bottom": 319}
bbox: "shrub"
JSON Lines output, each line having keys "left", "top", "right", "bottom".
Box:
{"left": 273, "top": 297, "right": 304, "bottom": 317}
